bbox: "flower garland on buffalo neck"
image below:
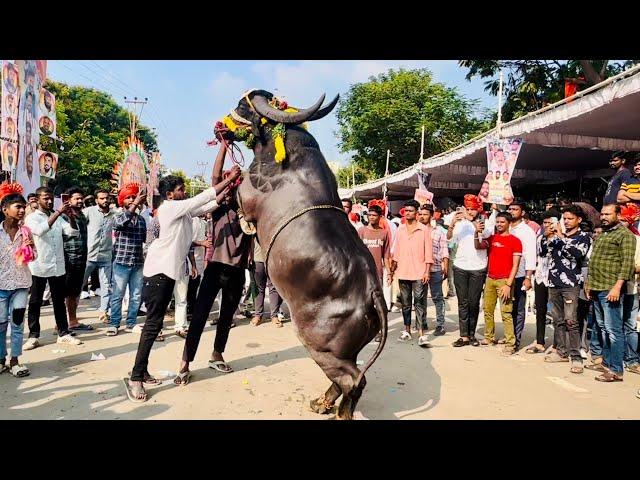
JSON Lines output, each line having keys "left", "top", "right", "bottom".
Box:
{"left": 214, "top": 96, "right": 304, "bottom": 164}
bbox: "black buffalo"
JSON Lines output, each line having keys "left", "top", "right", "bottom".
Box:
{"left": 230, "top": 90, "right": 388, "bottom": 420}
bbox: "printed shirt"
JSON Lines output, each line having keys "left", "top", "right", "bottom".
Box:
{"left": 534, "top": 234, "right": 550, "bottom": 286}
{"left": 587, "top": 223, "right": 636, "bottom": 291}
{"left": 604, "top": 167, "right": 632, "bottom": 205}
{"left": 539, "top": 230, "right": 592, "bottom": 288}
{"left": 0, "top": 222, "right": 33, "bottom": 290}
{"left": 61, "top": 211, "right": 88, "bottom": 266}
{"left": 358, "top": 226, "right": 392, "bottom": 280}
{"left": 113, "top": 209, "right": 147, "bottom": 267}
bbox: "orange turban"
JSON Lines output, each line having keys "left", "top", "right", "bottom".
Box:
{"left": 368, "top": 199, "right": 389, "bottom": 229}
{"left": 118, "top": 183, "right": 140, "bottom": 207}
{"left": 620, "top": 203, "right": 640, "bottom": 224}
{"left": 0, "top": 183, "right": 24, "bottom": 202}
{"left": 463, "top": 194, "right": 483, "bottom": 211}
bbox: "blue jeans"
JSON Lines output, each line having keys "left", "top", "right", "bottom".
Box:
{"left": 109, "top": 263, "right": 143, "bottom": 328}
{"left": 423, "top": 270, "right": 445, "bottom": 327}
{"left": 84, "top": 260, "right": 112, "bottom": 313}
{"left": 587, "top": 302, "right": 603, "bottom": 357}
{"left": 622, "top": 293, "right": 640, "bottom": 366}
{"left": 592, "top": 291, "right": 625, "bottom": 375}
{"left": 0, "top": 289, "right": 28, "bottom": 359}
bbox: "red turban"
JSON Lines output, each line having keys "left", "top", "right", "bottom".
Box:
{"left": 118, "top": 183, "right": 140, "bottom": 207}
{"left": 620, "top": 203, "right": 640, "bottom": 224}
{"left": 463, "top": 194, "right": 483, "bottom": 211}
{"left": 0, "top": 183, "right": 24, "bottom": 202}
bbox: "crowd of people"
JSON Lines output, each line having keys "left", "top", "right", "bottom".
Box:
{"left": 0, "top": 143, "right": 291, "bottom": 403}
{"left": 347, "top": 150, "right": 640, "bottom": 398}
{"left": 2, "top": 147, "right": 640, "bottom": 404}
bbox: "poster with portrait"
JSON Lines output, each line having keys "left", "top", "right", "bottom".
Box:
{"left": 1, "top": 140, "right": 18, "bottom": 172}
{"left": 15, "top": 139, "right": 40, "bottom": 196}
{"left": 2, "top": 61, "right": 20, "bottom": 145}
{"left": 479, "top": 137, "right": 523, "bottom": 205}
{"left": 38, "top": 88, "right": 56, "bottom": 138}
{"left": 37, "top": 150, "right": 57, "bottom": 179}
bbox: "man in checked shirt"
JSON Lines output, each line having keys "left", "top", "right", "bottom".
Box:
{"left": 418, "top": 204, "right": 449, "bottom": 337}
{"left": 585, "top": 203, "right": 636, "bottom": 382}
{"left": 105, "top": 184, "right": 147, "bottom": 336}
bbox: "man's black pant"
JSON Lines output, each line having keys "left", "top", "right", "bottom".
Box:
{"left": 186, "top": 275, "right": 201, "bottom": 315}
{"left": 512, "top": 277, "right": 527, "bottom": 348}
{"left": 549, "top": 286, "right": 582, "bottom": 361}
{"left": 534, "top": 280, "right": 549, "bottom": 346}
{"left": 253, "top": 261, "right": 283, "bottom": 318}
{"left": 453, "top": 266, "right": 486, "bottom": 338}
{"left": 183, "top": 261, "right": 245, "bottom": 362}
{"left": 28, "top": 275, "right": 70, "bottom": 338}
{"left": 130, "top": 274, "right": 175, "bottom": 382}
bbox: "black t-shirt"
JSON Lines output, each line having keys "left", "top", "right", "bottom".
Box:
{"left": 604, "top": 167, "right": 632, "bottom": 204}
{"left": 211, "top": 205, "right": 251, "bottom": 268}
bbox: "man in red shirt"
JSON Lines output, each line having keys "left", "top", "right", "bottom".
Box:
{"left": 474, "top": 211, "right": 522, "bottom": 355}
{"left": 358, "top": 205, "right": 392, "bottom": 343}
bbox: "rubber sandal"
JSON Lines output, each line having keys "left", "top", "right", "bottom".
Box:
{"left": 127, "top": 372, "right": 162, "bottom": 386}
{"left": 0, "top": 364, "right": 8, "bottom": 374}
{"left": 175, "top": 329, "right": 188, "bottom": 339}
{"left": 526, "top": 345, "right": 545, "bottom": 354}
{"left": 123, "top": 378, "right": 148, "bottom": 403}
{"left": 155, "top": 331, "right": 165, "bottom": 342}
{"left": 173, "top": 371, "right": 192, "bottom": 386}
{"left": 452, "top": 338, "right": 470, "bottom": 347}
{"left": 208, "top": 360, "right": 233, "bottom": 373}
{"left": 105, "top": 326, "right": 118, "bottom": 336}
{"left": 595, "top": 372, "right": 623, "bottom": 382}
{"left": 69, "top": 323, "right": 94, "bottom": 331}
{"left": 250, "top": 316, "right": 262, "bottom": 326}
{"left": 585, "top": 363, "right": 607, "bottom": 372}
{"left": 9, "top": 364, "right": 30, "bottom": 377}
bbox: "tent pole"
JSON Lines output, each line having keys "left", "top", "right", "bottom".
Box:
{"left": 497, "top": 70, "right": 504, "bottom": 138}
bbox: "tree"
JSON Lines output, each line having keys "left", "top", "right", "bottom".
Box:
{"left": 335, "top": 163, "right": 372, "bottom": 189}
{"left": 43, "top": 81, "right": 158, "bottom": 194}
{"left": 336, "top": 68, "right": 489, "bottom": 179}
{"left": 459, "top": 60, "right": 638, "bottom": 122}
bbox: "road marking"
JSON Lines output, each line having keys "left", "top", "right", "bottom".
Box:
{"left": 546, "top": 376, "right": 589, "bottom": 393}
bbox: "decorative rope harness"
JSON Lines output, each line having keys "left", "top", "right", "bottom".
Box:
{"left": 264, "top": 204, "right": 347, "bottom": 275}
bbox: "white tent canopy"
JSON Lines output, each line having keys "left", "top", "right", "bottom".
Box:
{"left": 338, "top": 65, "right": 640, "bottom": 201}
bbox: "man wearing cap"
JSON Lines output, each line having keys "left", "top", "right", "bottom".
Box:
{"left": 605, "top": 151, "right": 632, "bottom": 205}
{"left": 448, "top": 194, "right": 493, "bottom": 347}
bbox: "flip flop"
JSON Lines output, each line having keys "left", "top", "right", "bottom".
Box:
{"left": 9, "top": 364, "right": 30, "bottom": 377}
{"left": 0, "top": 364, "right": 9, "bottom": 374}
{"left": 173, "top": 371, "right": 192, "bottom": 386}
{"left": 175, "top": 329, "right": 188, "bottom": 339}
{"left": 127, "top": 372, "right": 162, "bottom": 386}
{"left": 155, "top": 331, "right": 165, "bottom": 342}
{"left": 123, "top": 378, "right": 148, "bottom": 403}
{"left": 208, "top": 360, "right": 233, "bottom": 373}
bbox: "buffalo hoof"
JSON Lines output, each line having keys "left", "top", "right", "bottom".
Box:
{"left": 309, "top": 397, "right": 335, "bottom": 415}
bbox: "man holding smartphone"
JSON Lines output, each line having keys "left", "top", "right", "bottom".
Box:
{"left": 448, "top": 195, "right": 493, "bottom": 347}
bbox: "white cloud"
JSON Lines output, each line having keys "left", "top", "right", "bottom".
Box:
{"left": 208, "top": 71, "right": 249, "bottom": 101}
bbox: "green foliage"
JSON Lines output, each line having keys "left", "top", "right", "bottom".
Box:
{"left": 459, "top": 60, "right": 638, "bottom": 122}
{"left": 336, "top": 68, "right": 489, "bottom": 178}
{"left": 43, "top": 80, "right": 158, "bottom": 194}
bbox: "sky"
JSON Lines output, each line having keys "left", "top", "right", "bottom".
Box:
{"left": 46, "top": 60, "right": 496, "bottom": 177}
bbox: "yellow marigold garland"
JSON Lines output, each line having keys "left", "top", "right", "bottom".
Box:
{"left": 272, "top": 123, "right": 286, "bottom": 163}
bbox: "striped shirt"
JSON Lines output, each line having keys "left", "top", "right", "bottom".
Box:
{"left": 428, "top": 224, "right": 449, "bottom": 272}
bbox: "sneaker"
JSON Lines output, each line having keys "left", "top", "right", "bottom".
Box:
{"left": 89, "top": 290, "right": 97, "bottom": 297}
{"left": 433, "top": 326, "right": 446, "bottom": 336}
{"left": 580, "top": 348, "right": 588, "bottom": 359}
{"left": 80, "top": 291, "right": 91, "bottom": 300}
{"left": 23, "top": 338, "right": 40, "bottom": 350}
{"left": 94, "top": 288, "right": 101, "bottom": 296}
{"left": 57, "top": 334, "right": 83, "bottom": 346}
{"left": 390, "top": 306, "right": 401, "bottom": 313}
